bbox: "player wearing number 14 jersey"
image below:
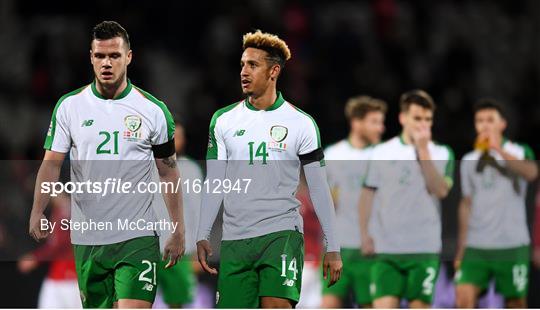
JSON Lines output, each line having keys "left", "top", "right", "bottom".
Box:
{"left": 196, "top": 30, "right": 343, "bottom": 308}
{"left": 29, "top": 21, "right": 185, "bottom": 308}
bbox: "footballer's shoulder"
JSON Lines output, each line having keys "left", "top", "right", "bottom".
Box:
{"left": 324, "top": 139, "right": 346, "bottom": 156}
{"left": 503, "top": 139, "right": 535, "bottom": 160}
{"left": 461, "top": 150, "right": 479, "bottom": 161}
{"left": 432, "top": 141, "right": 455, "bottom": 160}
{"left": 53, "top": 84, "right": 89, "bottom": 110}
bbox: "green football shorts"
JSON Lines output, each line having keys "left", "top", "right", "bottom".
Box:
{"left": 73, "top": 236, "right": 160, "bottom": 308}
{"left": 322, "top": 248, "right": 374, "bottom": 305}
{"left": 455, "top": 246, "right": 530, "bottom": 298}
{"left": 158, "top": 255, "right": 196, "bottom": 306}
{"left": 216, "top": 230, "right": 304, "bottom": 308}
{"left": 370, "top": 253, "right": 440, "bottom": 304}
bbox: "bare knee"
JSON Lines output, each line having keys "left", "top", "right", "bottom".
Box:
{"left": 321, "top": 295, "right": 342, "bottom": 308}
{"left": 260, "top": 296, "right": 293, "bottom": 308}
{"left": 505, "top": 298, "right": 526, "bottom": 308}
{"left": 117, "top": 299, "right": 153, "bottom": 309}
{"left": 373, "top": 296, "right": 400, "bottom": 308}
{"left": 455, "top": 284, "right": 479, "bottom": 308}
{"left": 409, "top": 300, "right": 431, "bottom": 308}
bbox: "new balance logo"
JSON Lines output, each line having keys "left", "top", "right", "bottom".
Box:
{"left": 142, "top": 283, "right": 154, "bottom": 291}
{"left": 81, "top": 119, "right": 94, "bottom": 127}
{"left": 234, "top": 129, "right": 245, "bottom": 137}
{"left": 282, "top": 279, "right": 295, "bottom": 287}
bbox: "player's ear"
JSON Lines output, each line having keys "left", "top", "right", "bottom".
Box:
{"left": 270, "top": 64, "right": 280, "bottom": 81}
{"left": 500, "top": 118, "right": 507, "bottom": 132}
{"left": 89, "top": 50, "right": 94, "bottom": 65}
{"left": 398, "top": 112, "right": 406, "bottom": 127}
{"left": 126, "top": 50, "right": 132, "bottom": 66}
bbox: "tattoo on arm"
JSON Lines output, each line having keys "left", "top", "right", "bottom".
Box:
{"left": 161, "top": 156, "right": 177, "bottom": 169}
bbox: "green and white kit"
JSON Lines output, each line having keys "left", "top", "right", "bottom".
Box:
{"left": 44, "top": 80, "right": 175, "bottom": 307}
{"left": 456, "top": 140, "right": 535, "bottom": 298}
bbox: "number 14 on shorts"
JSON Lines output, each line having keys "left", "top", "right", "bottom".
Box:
{"left": 281, "top": 254, "right": 298, "bottom": 286}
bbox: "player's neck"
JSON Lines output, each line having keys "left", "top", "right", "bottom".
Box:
{"left": 248, "top": 86, "right": 277, "bottom": 110}
{"left": 95, "top": 78, "right": 128, "bottom": 100}
{"left": 400, "top": 131, "right": 413, "bottom": 145}
{"left": 348, "top": 133, "right": 367, "bottom": 149}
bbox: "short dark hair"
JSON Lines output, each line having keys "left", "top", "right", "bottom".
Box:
{"left": 473, "top": 98, "right": 506, "bottom": 118}
{"left": 345, "top": 96, "right": 388, "bottom": 120}
{"left": 91, "top": 21, "right": 130, "bottom": 49}
{"left": 399, "top": 89, "right": 436, "bottom": 112}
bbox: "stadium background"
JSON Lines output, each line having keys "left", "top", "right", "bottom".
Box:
{"left": 0, "top": 0, "right": 539, "bottom": 307}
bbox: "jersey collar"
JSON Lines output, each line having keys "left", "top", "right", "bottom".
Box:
{"left": 91, "top": 79, "right": 133, "bottom": 100}
{"left": 245, "top": 91, "right": 285, "bottom": 111}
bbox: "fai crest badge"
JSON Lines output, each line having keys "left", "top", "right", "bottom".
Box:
{"left": 124, "top": 115, "right": 142, "bottom": 132}
{"left": 270, "top": 125, "right": 288, "bottom": 142}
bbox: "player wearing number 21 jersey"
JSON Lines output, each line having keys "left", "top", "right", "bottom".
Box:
{"left": 29, "top": 21, "right": 185, "bottom": 309}
{"left": 196, "top": 30, "right": 342, "bottom": 308}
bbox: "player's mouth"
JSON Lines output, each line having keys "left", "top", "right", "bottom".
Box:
{"left": 241, "top": 79, "right": 251, "bottom": 88}
{"left": 101, "top": 71, "right": 114, "bottom": 80}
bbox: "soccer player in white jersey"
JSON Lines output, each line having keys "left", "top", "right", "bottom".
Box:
{"left": 455, "top": 99, "right": 538, "bottom": 308}
{"left": 359, "top": 90, "right": 454, "bottom": 308}
{"left": 196, "top": 30, "right": 342, "bottom": 308}
{"left": 322, "top": 95, "right": 387, "bottom": 308}
{"left": 28, "top": 21, "right": 185, "bottom": 308}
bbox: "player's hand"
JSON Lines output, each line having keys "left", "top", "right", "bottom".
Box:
{"left": 323, "top": 251, "right": 343, "bottom": 288}
{"left": 197, "top": 240, "right": 217, "bottom": 275}
{"left": 486, "top": 132, "right": 503, "bottom": 153}
{"left": 361, "top": 235, "right": 375, "bottom": 256}
{"left": 163, "top": 231, "right": 185, "bottom": 269}
{"left": 29, "top": 211, "right": 49, "bottom": 242}
{"left": 412, "top": 127, "right": 431, "bottom": 152}
{"left": 17, "top": 254, "right": 38, "bottom": 274}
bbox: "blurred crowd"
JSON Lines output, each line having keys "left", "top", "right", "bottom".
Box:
{"left": 1, "top": 0, "right": 540, "bottom": 307}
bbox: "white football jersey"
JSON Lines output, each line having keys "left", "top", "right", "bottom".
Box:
{"left": 44, "top": 80, "right": 175, "bottom": 245}
{"left": 461, "top": 139, "right": 535, "bottom": 249}
{"left": 364, "top": 135, "right": 454, "bottom": 254}
{"left": 324, "top": 139, "right": 373, "bottom": 249}
{"left": 206, "top": 92, "right": 323, "bottom": 240}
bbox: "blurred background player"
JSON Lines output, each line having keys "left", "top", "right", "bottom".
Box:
{"left": 454, "top": 99, "right": 538, "bottom": 308}
{"left": 359, "top": 90, "right": 454, "bottom": 308}
{"left": 196, "top": 30, "right": 342, "bottom": 308}
{"left": 18, "top": 194, "right": 81, "bottom": 308}
{"left": 321, "top": 95, "right": 387, "bottom": 308}
{"left": 156, "top": 121, "right": 201, "bottom": 308}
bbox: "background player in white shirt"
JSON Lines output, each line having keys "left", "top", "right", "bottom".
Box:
{"left": 28, "top": 21, "right": 185, "bottom": 308}
{"left": 196, "top": 30, "right": 342, "bottom": 308}
{"left": 455, "top": 99, "right": 538, "bottom": 308}
{"left": 322, "top": 95, "right": 386, "bottom": 308}
{"left": 360, "top": 90, "right": 454, "bottom": 308}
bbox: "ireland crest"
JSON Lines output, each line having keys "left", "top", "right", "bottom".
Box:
{"left": 124, "top": 115, "right": 142, "bottom": 132}
{"left": 270, "top": 125, "right": 288, "bottom": 142}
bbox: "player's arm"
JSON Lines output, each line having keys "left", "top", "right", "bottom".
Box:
{"left": 298, "top": 119, "right": 342, "bottom": 287}
{"left": 455, "top": 196, "right": 472, "bottom": 268}
{"left": 416, "top": 147, "right": 452, "bottom": 199}
{"left": 302, "top": 152, "right": 342, "bottom": 287}
{"left": 29, "top": 151, "right": 65, "bottom": 242}
{"left": 153, "top": 103, "right": 185, "bottom": 268}
{"left": 155, "top": 152, "right": 185, "bottom": 268}
{"left": 494, "top": 144, "right": 537, "bottom": 182}
{"left": 359, "top": 186, "right": 375, "bottom": 256}
{"left": 196, "top": 111, "right": 227, "bottom": 275}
